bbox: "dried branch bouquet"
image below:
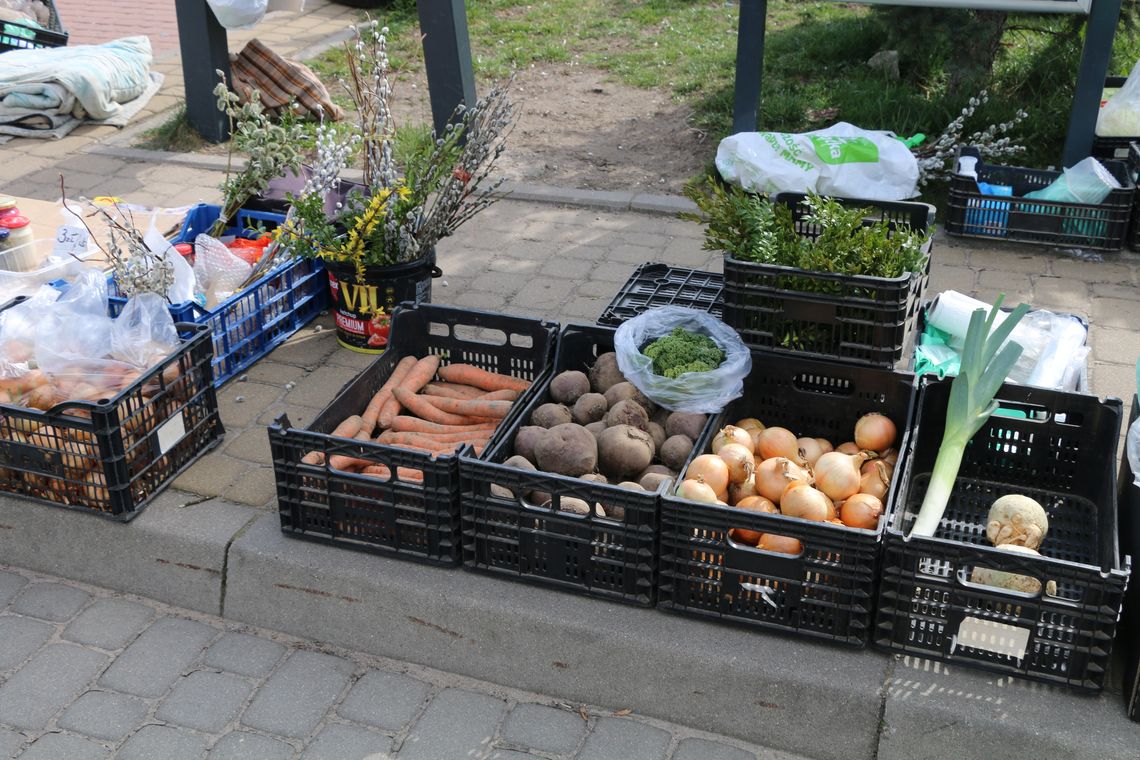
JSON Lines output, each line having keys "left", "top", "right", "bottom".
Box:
{"left": 276, "top": 19, "right": 516, "bottom": 279}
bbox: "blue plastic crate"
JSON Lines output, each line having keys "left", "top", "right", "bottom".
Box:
{"left": 108, "top": 204, "right": 329, "bottom": 386}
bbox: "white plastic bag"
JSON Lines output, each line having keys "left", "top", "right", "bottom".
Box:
{"left": 205, "top": 0, "right": 303, "bottom": 29}
{"left": 716, "top": 122, "right": 920, "bottom": 201}
{"left": 193, "top": 233, "right": 253, "bottom": 309}
{"left": 614, "top": 306, "right": 751, "bottom": 414}
{"left": 1097, "top": 59, "right": 1140, "bottom": 137}
{"left": 144, "top": 215, "right": 196, "bottom": 304}
{"left": 110, "top": 293, "right": 181, "bottom": 370}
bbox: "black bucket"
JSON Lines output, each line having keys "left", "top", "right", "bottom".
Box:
{"left": 326, "top": 249, "right": 442, "bottom": 353}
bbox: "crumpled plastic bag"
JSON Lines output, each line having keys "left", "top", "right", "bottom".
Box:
{"left": 193, "top": 233, "right": 253, "bottom": 309}
{"left": 0, "top": 284, "right": 59, "bottom": 381}
{"left": 110, "top": 293, "right": 181, "bottom": 370}
{"left": 205, "top": 0, "right": 303, "bottom": 29}
{"left": 716, "top": 121, "right": 920, "bottom": 201}
{"left": 1097, "top": 59, "right": 1140, "bottom": 137}
{"left": 614, "top": 306, "right": 751, "bottom": 414}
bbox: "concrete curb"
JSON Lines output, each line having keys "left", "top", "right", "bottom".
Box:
{"left": 1, "top": 493, "right": 1136, "bottom": 759}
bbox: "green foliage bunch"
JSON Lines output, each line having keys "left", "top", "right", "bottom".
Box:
{"left": 681, "top": 178, "right": 929, "bottom": 280}
{"left": 643, "top": 327, "right": 726, "bottom": 378}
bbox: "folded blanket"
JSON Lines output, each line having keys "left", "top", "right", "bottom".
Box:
{"left": 0, "top": 36, "right": 152, "bottom": 121}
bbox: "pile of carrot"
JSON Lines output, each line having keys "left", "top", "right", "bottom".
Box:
{"left": 301, "top": 355, "right": 530, "bottom": 482}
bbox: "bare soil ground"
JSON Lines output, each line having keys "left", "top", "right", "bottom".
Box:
{"left": 475, "top": 65, "right": 712, "bottom": 194}
{"left": 166, "top": 63, "right": 712, "bottom": 194}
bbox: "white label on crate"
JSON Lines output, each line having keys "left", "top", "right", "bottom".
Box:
{"left": 156, "top": 413, "right": 187, "bottom": 456}
{"left": 52, "top": 225, "right": 89, "bottom": 258}
{"left": 953, "top": 616, "right": 1030, "bottom": 661}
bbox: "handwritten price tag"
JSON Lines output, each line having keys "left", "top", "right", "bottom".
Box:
{"left": 52, "top": 225, "right": 88, "bottom": 258}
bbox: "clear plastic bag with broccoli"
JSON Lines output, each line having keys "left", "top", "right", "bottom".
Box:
{"left": 614, "top": 306, "right": 751, "bottom": 413}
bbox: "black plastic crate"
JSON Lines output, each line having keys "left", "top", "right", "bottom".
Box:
{"left": 0, "top": 300, "right": 224, "bottom": 520}
{"left": 1091, "top": 76, "right": 1133, "bottom": 162}
{"left": 270, "top": 303, "right": 558, "bottom": 566}
{"left": 597, "top": 263, "right": 723, "bottom": 326}
{"left": 658, "top": 354, "right": 917, "bottom": 646}
{"left": 0, "top": 0, "right": 67, "bottom": 53}
{"left": 1118, "top": 396, "right": 1139, "bottom": 719}
{"left": 945, "top": 147, "right": 1134, "bottom": 251}
{"left": 1125, "top": 142, "right": 1140, "bottom": 251}
{"left": 460, "top": 323, "right": 665, "bottom": 606}
{"left": 722, "top": 193, "right": 933, "bottom": 369}
{"left": 875, "top": 377, "right": 1129, "bottom": 690}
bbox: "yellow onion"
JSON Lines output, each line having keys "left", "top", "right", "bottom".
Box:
{"left": 728, "top": 475, "right": 759, "bottom": 505}
{"left": 836, "top": 441, "right": 860, "bottom": 455}
{"left": 839, "top": 492, "right": 883, "bottom": 530}
{"left": 758, "top": 533, "right": 803, "bottom": 555}
{"left": 729, "top": 496, "right": 777, "bottom": 545}
{"left": 756, "top": 426, "right": 798, "bottom": 460}
{"left": 796, "top": 437, "right": 825, "bottom": 467}
{"left": 814, "top": 438, "right": 834, "bottom": 455}
{"left": 735, "top": 417, "right": 766, "bottom": 433}
{"left": 686, "top": 454, "right": 730, "bottom": 496}
{"left": 755, "top": 457, "right": 812, "bottom": 504}
{"left": 813, "top": 451, "right": 870, "bottom": 501}
{"left": 712, "top": 425, "right": 755, "bottom": 455}
{"left": 854, "top": 413, "right": 897, "bottom": 453}
{"left": 859, "top": 460, "right": 891, "bottom": 501}
{"left": 717, "top": 442, "right": 755, "bottom": 484}
{"left": 780, "top": 482, "right": 834, "bottom": 522}
{"left": 677, "top": 478, "right": 718, "bottom": 503}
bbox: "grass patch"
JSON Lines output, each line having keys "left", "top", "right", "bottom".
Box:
{"left": 137, "top": 105, "right": 210, "bottom": 153}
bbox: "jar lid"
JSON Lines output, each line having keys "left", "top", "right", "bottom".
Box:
{"left": 0, "top": 196, "right": 15, "bottom": 210}
{"left": 0, "top": 215, "right": 29, "bottom": 228}
{"left": 174, "top": 243, "right": 193, "bottom": 256}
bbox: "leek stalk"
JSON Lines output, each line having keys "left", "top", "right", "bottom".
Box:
{"left": 908, "top": 297, "right": 1030, "bottom": 538}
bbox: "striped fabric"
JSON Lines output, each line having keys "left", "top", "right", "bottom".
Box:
{"left": 230, "top": 38, "right": 343, "bottom": 121}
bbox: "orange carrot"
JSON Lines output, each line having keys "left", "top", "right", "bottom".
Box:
{"left": 477, "top": 389, "right": 519, "bottom": 402}
{"left": 421, "top": 382, "right": 484, "bottom": 400}
{"left": 404, "top": 355, "right": 442, "bottom": 393}
{"left": 389, "top": 416, "right": 499, "bottom": 435}
{"left": 415, "top": 394, "right": 514, "bottom": 420}
{"left": 301, "top": 451, "right": 325, "bottom": 465}
{"left": 330, "top": 415, "right": 364, "bottom": 439}
{"left": 375, "top": 433, "right": 467, "bottom": 452}
{"left": 377, "top": 355, "right": 442, "bottom": 429}
{"left": 361, "top": 356, "right": 418, "bottom": 435}
{"left": 378, "top": 430, "right": 494, "bottom": 447}
{"left": 328, "top": 453, "right": 373, "bottom": 472}
{"left": 360, "top": 464, "right": 425, "bottom": 483}
{"left": 437, "top": 364, "right": 530, "bottom": 393}
{"left": 391, "top": 387, "right": 471, "bottom": 425}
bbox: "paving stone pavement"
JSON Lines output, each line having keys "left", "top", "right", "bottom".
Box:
{"left": 0, "top": 565, "right": 793, "bottom": 760}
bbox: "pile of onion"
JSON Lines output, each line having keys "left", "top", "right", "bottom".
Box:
{"left": 676, "top": 413, "right": 900, "bottom": 553}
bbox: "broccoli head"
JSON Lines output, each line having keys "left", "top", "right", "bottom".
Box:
{"left": 643, "top": 327, "right": 725, "bottom": 378}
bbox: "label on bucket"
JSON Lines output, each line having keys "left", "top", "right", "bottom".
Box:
{"left": 329, "top": 270, "right": 411, "bottom": 353}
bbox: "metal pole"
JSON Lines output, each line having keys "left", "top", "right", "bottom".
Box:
{"left": 1062, "top": 0, "right": 1123, "bottom": 167}
{"left": 416, "top": 0, "right": 478, "bottom": 138}
{"left": 732, "top": 0, "right": 768, "bottom": 135}
{"left": 174, "top": 0, "right": 231, "bottom": 143}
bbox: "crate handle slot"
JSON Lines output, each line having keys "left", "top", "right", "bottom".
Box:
{"left": 452, "top": 324, "right": 511, "bottom": 347}
{"left": 725, "top": 535, "right": 804, "bottom": 581}
{"left": 790, "top": 372, "right": 855, "bottom": 398}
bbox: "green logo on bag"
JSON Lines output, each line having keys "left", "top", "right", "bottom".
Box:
{"left": 808, "top": 136, "right": 879, "bottom": 165}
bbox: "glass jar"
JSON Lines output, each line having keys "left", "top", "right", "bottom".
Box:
{"left": 0, "top": 196, "right": 19, "bottom": 221}
{"left": 0, "top": 215, "right": 33, "bottom": 252}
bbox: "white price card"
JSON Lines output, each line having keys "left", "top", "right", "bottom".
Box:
{"left": 52, "top": 225, "right": 89, "bottom": 258}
